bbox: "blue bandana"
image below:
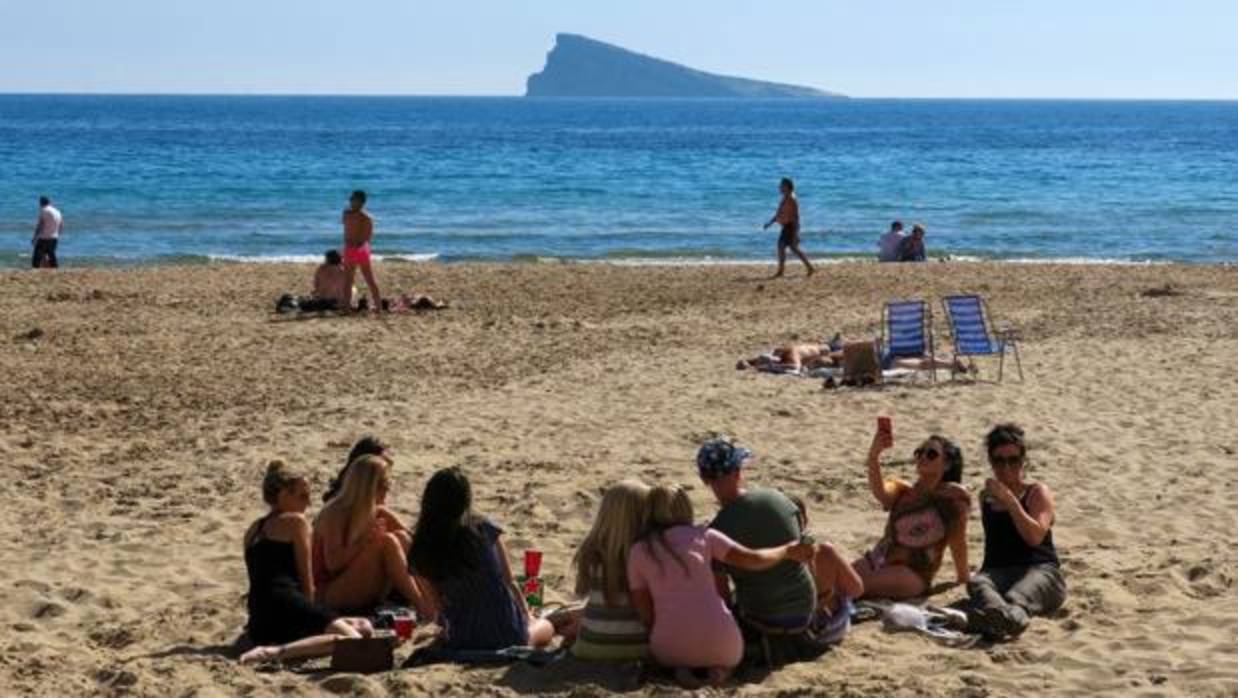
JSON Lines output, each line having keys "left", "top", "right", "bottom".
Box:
{"left": 696, "top": 439, "right": 752, "bottom": 479}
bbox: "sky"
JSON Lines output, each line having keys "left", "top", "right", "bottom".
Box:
{"left": 1, "top": 1, "right": 1235, "bottom": 98}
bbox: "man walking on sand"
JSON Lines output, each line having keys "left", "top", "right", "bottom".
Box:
{"left": 342, "top": 190, "right": 381, "bottom": 313}
{"left": 763, "top": 178, "right": 815, "bottom": 278}
{"left": 32, "top": 196, "right": 63, "bottom": 269}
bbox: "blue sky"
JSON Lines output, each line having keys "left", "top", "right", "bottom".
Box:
{"left": 1, "top": 0, "right": 1235, "bottom": 98}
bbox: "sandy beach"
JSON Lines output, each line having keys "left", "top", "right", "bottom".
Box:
{"left": 1, "top": 260, "right": 1235, "bottom": 697}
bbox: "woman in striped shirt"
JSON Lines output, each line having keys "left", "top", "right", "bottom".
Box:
{"left": 570, "top": 479, "right": 652, "bottom": 661}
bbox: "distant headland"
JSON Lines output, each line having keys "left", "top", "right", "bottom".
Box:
{"left": 525, "top": 33, "right": 844, "bottom": 99}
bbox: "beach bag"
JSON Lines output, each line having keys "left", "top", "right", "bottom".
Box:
{"left": 881, "top": 603, "right": 973, "bottom": 647}
{"left": 275, "top": 293, "right": 298, "bottom": 314}
{"left": 842, "top": 341, "right": 881, "bottom": 385}
{"left": 331, "top": 636, "right": 394, "bottom": 673}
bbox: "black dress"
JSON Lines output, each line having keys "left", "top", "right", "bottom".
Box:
{"left": 245, "top": 515, "right": 338, "bottom": 645}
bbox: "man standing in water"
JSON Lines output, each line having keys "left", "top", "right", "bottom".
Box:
{"left": 32, "top": 196, "right": 63, "bottom": 269}
{"left": 342, "top": 190, "right": 381, "bottom": 313}
{"left": 763, "top": 178, "right": 815, "bottom": 278}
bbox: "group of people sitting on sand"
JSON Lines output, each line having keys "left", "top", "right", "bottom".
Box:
{"left": 241, "top": 424, "right": 1064, "bottom": 686}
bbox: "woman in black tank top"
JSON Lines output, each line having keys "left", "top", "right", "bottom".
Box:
{"left": 239, "top": 461, "right": 374, "bottom": 665}
{"left": 966, "top": 425, "right": 1066, "bottom": 640}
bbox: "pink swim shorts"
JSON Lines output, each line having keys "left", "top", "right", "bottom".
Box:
{"left": 343, "top": 244, "right": 372, "bottom": 266}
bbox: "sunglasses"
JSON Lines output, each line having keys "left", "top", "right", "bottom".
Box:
{"left": 913, "top": 447, "right": 941, "bottom": 461}
{"left": 990, "top": 455, "right": 1024, "bottom": 468}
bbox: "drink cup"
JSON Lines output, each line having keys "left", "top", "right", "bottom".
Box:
{"left": 393, "top": 614, "right": 414, "bottom": 640}
{"left": 877, "top": 416, "right": 893, "bottom": 441}
{"left": 524, "top": 550, "right": 543, "bottom": 578}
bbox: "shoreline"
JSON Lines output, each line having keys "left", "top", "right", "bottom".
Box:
{"left": 4, "top": 252, "right": 1223, "bottom": 271}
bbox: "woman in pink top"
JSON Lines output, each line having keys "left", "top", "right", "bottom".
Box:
{"left": 627, "top": 485, "right": 814, "bottom": 688}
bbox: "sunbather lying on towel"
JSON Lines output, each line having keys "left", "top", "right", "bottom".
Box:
{"left": 737, "top": 333, "right": 844, "bottom": 373}
{"left": 736, "top": 343, "right": 843, "bottom": 373}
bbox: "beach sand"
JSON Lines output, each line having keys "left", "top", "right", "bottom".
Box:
{"left": 0, "top": 260, "right": 1235, "bottom": 697}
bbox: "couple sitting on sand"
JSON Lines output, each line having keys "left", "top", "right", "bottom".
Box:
{"left": 277, "top": 250, "right": 447, "bottom": 315}
{"left": 240, "top": 437, "right": 566, "bottom": 664}
{"left": 569, "top": 450, "right": 862, "bottom": 686}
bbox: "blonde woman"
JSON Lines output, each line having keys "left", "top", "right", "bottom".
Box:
{"left": 239, "top": 461, "right": 372, "bottom": 665}
{"left": 570, "top": 479, "right": 653, "bottom": 661}
{"left": 312, "top": 454, "right": 425, "bottom": 613}
{"left": 627, "top": 485, "right": 815, "bottom": 687}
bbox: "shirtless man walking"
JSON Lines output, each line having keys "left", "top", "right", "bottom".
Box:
{"left": 763, "top": 178, "right": 815, "bottom": 278}
{"left": 342, "top": 190, "right": 381, "bottom": 313}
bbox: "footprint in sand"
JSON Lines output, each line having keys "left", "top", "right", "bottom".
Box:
{"left": 318, "top": 674, "right": 385, "bottom": 696}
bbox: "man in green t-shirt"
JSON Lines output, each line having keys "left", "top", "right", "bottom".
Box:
{"left": 698, "top": 438, "right": 851, "bottom": 666}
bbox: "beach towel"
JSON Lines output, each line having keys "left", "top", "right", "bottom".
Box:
{"left": 402, "top": 644, "right": 566, "bottom": 668}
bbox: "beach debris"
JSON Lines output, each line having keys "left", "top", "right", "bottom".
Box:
{"left": 16, "top": 327, "right": 44, "bottom": 342}
{"left": 1139, "top": 284, "right": 1181, "bottom": 298}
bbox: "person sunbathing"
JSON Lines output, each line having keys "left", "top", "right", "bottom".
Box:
{"left": 239, "top": 461, "right": 373, "bottom": 665}
{"left": 737, "top": 335, "right": 843, "bottom": 372}
{"left": 853, "top": 425, "right": 971, "bottom": 600}
{"left": 312, "top": 455, "right": 427, "bottom": 614}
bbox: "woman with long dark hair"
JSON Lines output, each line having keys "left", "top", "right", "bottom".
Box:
{"left": 409, "top": 467, "right": 556, "bottom": 649}
{"left": 853, "top": 424, "right": 971, "bottom": 599}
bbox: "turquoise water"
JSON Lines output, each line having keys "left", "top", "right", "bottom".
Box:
{"left": 1, "top": 95, "right": 1235, "bottom": 266}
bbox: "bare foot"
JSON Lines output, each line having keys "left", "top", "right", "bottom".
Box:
{"left": 239, "top": 645, "right": 281, "bottom": 665}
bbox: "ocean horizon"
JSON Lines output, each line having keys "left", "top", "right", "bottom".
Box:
{"left": 2, "top": 95, "right": 1235, "bottom": 267}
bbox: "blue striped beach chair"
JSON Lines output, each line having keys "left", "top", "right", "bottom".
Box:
{"left": 941, "top": 295, "right": 1023, "bottom": 382}
{"left": 881, "top": 300, "right": 936, "bottom": 382}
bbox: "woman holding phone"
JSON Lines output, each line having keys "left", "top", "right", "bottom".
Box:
{"left": 965, "top": 424, "right": 1065, "bottom": 639}
{"left": 853, "top": 417, "right": 971, "bottom": 599}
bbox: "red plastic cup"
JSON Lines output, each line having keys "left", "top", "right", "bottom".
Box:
{"left": 524, "top": 550, "right": 543, "bottom": 578}
{"left": 393, "top": 614, "right": 414, "bottom": 640}
{"left": 877, "top": 416, "right": 893, "bottom": 441}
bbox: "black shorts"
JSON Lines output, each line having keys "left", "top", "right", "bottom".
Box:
{"left": 778, "top": 223, "right": 800, "bottom": 248}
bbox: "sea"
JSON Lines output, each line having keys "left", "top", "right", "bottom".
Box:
{"left": 1, "top": 95, "right": 1235, "bottom": 267}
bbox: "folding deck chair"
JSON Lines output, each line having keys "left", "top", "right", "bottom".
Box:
{"left": 941, "top": 295, "right": 1023, "bottom": 381}
{"left": 881, "top": 300, "right": 936, "bottom": 382}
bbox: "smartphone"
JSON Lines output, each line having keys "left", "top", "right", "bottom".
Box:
{"left": 877, "top": 416, "right": 893, "bottom": 441}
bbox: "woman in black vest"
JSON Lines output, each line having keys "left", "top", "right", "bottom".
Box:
{"left": 966, "top": 424, "right": 1066, "bottom": 639}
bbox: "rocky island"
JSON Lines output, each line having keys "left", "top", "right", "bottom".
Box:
{"left": 526, "top": 33, "right": 843, "bottom": 98}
